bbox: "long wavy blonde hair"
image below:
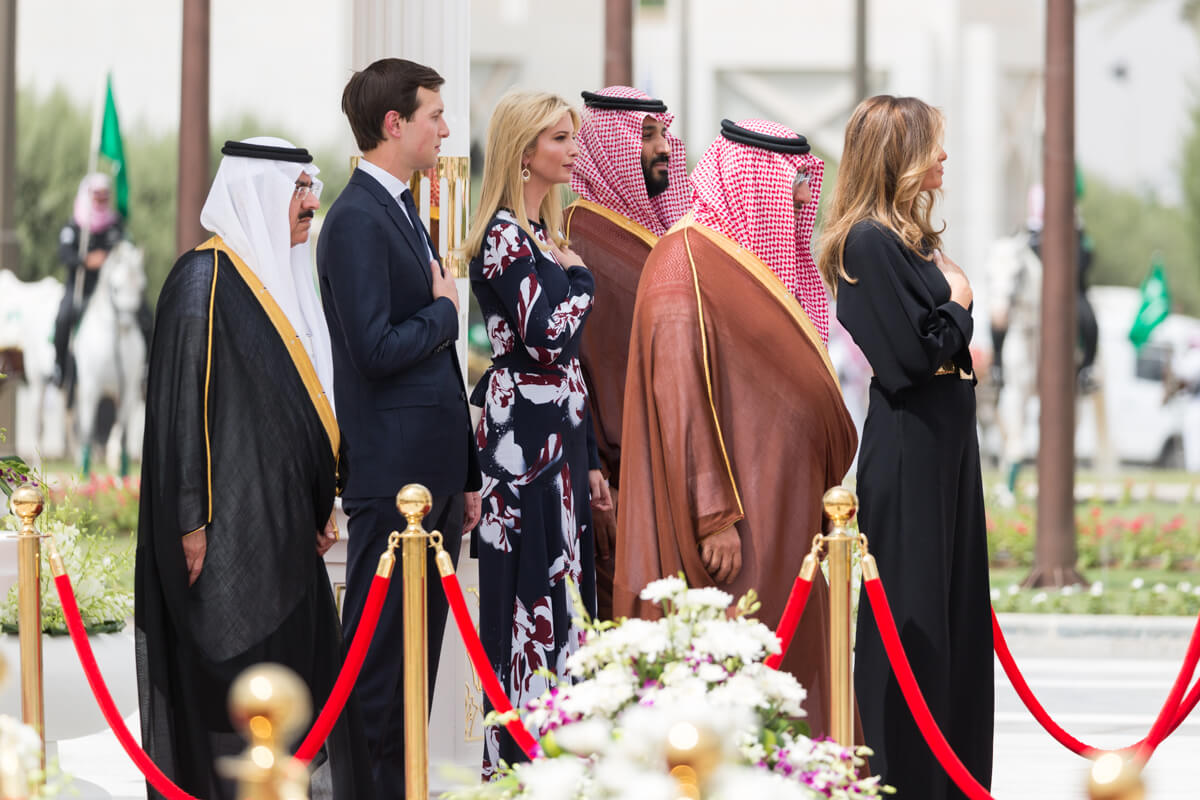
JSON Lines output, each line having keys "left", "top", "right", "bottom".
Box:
{"left": 817, "top": 95, "right": 946, "bottom": 294}
{"left": 461, "top": 90, "right": 580, "bottom": 260}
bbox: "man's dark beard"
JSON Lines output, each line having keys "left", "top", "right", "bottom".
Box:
{"left": 643, "top": 156, "right": 670, "bottom": 198}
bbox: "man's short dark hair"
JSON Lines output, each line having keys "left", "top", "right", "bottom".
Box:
{"left": 341, "top": 58, "right": 445, "bottom": 152}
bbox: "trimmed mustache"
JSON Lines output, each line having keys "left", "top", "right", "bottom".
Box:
{"left": 650, "top": 154, "right": 669, "bottom": 167}
{"left": 298, "top": 209, "right": 316, "bottom": 220}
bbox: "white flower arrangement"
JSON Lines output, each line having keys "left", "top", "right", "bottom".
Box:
{"left": 446, "top": 577, "right": 888, "bottom": 799}
{"left": 0, "top": 714, "right": 71, "bottom": 797}
{"left": 0, "top": 515, "right": 133, "bottom": 635}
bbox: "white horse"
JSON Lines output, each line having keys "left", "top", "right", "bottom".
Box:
{"left": 71, "top": 241, "right": 147, "bottom": 475}
{"left": 0, "top": 270, "right": 66, "bottom": 458}
{"left": 986, "top": 234, "right": 1043, "bottom": 491}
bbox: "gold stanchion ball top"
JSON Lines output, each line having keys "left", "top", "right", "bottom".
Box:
{"left": 228, "top": 663, "right": 312, "bottom": 745}
{"left": 1088, "top": 753, "right": 1145, "bottom": 800}
{"left": 665, "top": 721, "right": 722, "bottom": 785}
{"left": 10, "top": 483, "right": 45, "bottom": 522}
{"left": 395, "top": 484, "right": 433, "bottom": 522}
{"left": 822, "top": 486, "right": 858, "bottom": 526}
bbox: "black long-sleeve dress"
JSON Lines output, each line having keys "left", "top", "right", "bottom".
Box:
{"left": 469, "top": 209, "right": 601, "bottom": 778}
{"left": 836, "top": 220, "right": 993, "bottom": 799}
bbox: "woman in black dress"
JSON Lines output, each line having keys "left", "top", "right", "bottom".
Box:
{"left": 461, "top": 90, "right": 613, "bottom": 778}
{"left": 817, "top": 95, "right": 992, "bottom": 798}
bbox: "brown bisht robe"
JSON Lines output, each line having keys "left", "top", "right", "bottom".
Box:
{"left": 565, "top": 198, "right": 657, "bottom": 619}
{"left": 614, "top": 220, "right": 858, "bottom": 737}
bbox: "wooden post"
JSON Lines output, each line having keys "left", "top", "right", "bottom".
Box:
{"left": 176, "top": 0, "right": 210, "bottom": 255}
{"left": 1027, "top": 0, "right": 1084, "bottom": 588}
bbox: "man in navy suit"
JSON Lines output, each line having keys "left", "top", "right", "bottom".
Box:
{"left": 317, "top": 58, "right": 482, "bottom": 798}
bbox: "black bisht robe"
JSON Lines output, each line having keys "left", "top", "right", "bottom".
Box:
{"left": 135, "top": 239, "right": 372, "bottom": 800}
{"left": 837, "top": 221, "right": 993, "bottom": 800}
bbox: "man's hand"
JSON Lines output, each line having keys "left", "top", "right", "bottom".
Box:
{"left": 317, "top": 514, "right": 338, "bottom": 557}
{"left": 84, "top": 250, "right": 106, "bottom": 270}
{"left": 588, "top": 470, "right": 613, "bottom": 512}
{"left": 431, "top": 259, "right": 459, "bottom": 314}
{"left": 593, "top": 506, "right": 617, "bottom": 562}
{"left": 183, "top": 527, "right": 206, "bottom": 586}
{"left": 463, "top": 491, "right": 481, "bottom": 533}
{"left": 699, "top": 527, "right": 742, "bottom": 585}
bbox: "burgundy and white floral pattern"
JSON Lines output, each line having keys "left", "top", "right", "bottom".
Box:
{"left": 470, "top": 210, "right": 600, "bottom": 780}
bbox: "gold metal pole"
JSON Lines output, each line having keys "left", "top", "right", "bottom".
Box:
{"left": 822, "top": 486, "right": 858, "bottom": 748}
{"left": 10, "top": 484, "right": 44, "bottom": 776}
{"left": 396, "top": 484, "right": 436, "bottom": 800}
{"left": 437, "top": 155, "right": 470, "bottom": 278}
{"left": 221, "top": 663, "right": 311, "bottom": 800}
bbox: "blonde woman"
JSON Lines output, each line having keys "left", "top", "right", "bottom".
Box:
{"left": 819, "top": 95, "right": 992, "bottom": 797}
{"left": 462, "top": 90, "right": 612, "bottom": 777}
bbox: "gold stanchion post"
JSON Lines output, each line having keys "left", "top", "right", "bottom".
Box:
{"left": 395, "top": 484, "right": 441, "bottom": 800}
{"left": 221, "top": 663, "right": 311, "bottom": 800}
{"left": 665, "top": 721, "right": 721, "bottom": 800}
{"left": 822, "top": 486, "right": 857, "bottom": 748}
{"left": 1088, "top": 753, "right": 1146, "bottom": 800}
{"left": 9, "top": 484, "right": 44, "bottom": 776}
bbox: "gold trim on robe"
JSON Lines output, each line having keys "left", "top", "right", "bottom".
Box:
{"left": 681, "top": 218, "right": 842, "bottom": 389}
{"left": 566, "top": 198, "right": 659, "bottom": 249}
{"left": 197, "top": 236, "right": 341, "bottom": 463}
{"left": 682, "top": 228, "right": 746, "bottom": 523}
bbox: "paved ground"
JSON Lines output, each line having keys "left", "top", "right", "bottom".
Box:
{"left": 49, "top": 613, "right": 1200, "bottom": 799}
{"left": 993, "top": 654, "right": 1198, "bottom": 798}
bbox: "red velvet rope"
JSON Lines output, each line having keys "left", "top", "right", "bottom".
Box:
{"left": 765, "top": 573, "right": 814, "bottom": 670}
{"left": 992, "top": 606, "right": 1200, "bottom": 761}
{"left": 295, "top": 572, "right": 391, "bottom": 762}
{"left": 439, "top": 571, "right": 541, "bottom": 759}
{"left": 862, "top": 576, "right": 995, "bottom": 800}
{"left": 56, "top": 562, "right": 394, "bottom": 791}
{"left": 55, "top": 574, "right": 201, "bottom": 800}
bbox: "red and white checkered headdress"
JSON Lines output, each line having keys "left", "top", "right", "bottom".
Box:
{"left": 691, "top": 118, "right": 828, "bottom": 343}
{"left": 570, "top": 86, "right": 691, "bottom": 237}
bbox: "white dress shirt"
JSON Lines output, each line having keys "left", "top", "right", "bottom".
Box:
{"left": 356, "top": 158, "right": 435, "bottom": 262}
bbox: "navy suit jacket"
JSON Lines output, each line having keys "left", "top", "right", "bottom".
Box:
{"left": 317, "top": 168, "right": 481, "bottom": 499}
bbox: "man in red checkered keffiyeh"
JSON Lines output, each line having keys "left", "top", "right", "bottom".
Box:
{"left": 614, "top": 120, "right": 857, "bottom": 735}
{"left": 564, "top": 87, "right": 690, "bottom": 620}
{"left": 570, "top": 86, "right": 690, "bottom": 237}
{"left": 692, "top": 118, "right": 829, "bottom": 343}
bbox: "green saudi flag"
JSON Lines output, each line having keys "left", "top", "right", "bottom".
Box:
{"left": 98, "top": 74, "right": 128, "bottom": 217}
{"left": 1129, "top": 256, "right": 1171, "bottom": 348}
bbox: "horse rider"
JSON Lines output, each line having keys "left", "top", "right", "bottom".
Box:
{"left": 53, "top": 173, "right": 153, "bottom": 390}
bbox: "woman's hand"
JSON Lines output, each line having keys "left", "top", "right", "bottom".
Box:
{"left": 551, "top": 243, "right": 587, "bottom": 270}
{"left": 933, "top": 250, "right": 973, "bottom": 309}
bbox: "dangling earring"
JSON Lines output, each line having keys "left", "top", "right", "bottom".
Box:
{"left": 521, "top": 166, "right": 531, "bottom": 183}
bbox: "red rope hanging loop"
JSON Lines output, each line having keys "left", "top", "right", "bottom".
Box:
{"left": 861, "top": 562, "right": 996, "bottom": 800}
{"left": 992, "top": 606, "right": 1200, "bottom": 762}
{"left": 54, "top": 572, "right": 201, "bottom": 800}
{"left": 435, "top": 550, "right": 541, "bottom": 760}
{"left": 295, "top": 569, "right": 393, "bottom": 762}
{"left": 53, "top": 533, "right": 400, "bottom": 790}
{"left": 765, "top": 540, "right": 822, "bottom": 671}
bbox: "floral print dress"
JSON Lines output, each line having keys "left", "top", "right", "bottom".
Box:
{"left": 469, "top": 209, "right": 600, "bottom": 777}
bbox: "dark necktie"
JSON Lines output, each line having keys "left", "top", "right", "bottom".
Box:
{"left": 398, "top": 189, "right": 427, "bottom": 258}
